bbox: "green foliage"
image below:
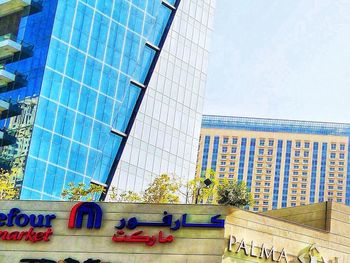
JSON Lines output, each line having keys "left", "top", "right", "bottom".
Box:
{"left": 61, "top": 171, "right": 252, "bottom": 208}
{"left": 108, "top": 174, "right": 180, "bottom": 204}
{"left": 0, "top": 168, "right": 19, "bottom": 200}
{"left": 186, "top": 169, "right": 220, "bottom": 204}
{"left": 109, "top": 187, "right": 143, "bottom": 203}
{"left": 143, "top": 174, "right": 180, "bottom": 204}
{"left": 217, "top": 180, "right": 253, "bottom": 208}
{"left": 61, "top": 182, "right": 105, "bottom": 201}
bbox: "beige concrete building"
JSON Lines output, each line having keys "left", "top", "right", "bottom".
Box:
{"left": 197, "top": 115, "right": 350, "bottom": 212}
{"left": 0, "top": 201, "right": 349, "bottom": 262}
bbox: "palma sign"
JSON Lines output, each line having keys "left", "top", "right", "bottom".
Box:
{"left": 228, "top": 235, "right": 289, "bottom": 262}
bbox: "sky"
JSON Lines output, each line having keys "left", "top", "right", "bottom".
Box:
{"left": 205, "top": 0, "right": 350, "bottom": 123}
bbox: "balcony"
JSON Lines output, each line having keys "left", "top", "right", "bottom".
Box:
{"left": 0, "top": 65, "right": 27, "bottom": 92}
{"left": 0, "top": 99, "right": 21, "bottom": 119}
{"left": 0, "top": 65, "right": 15, "bottom": 86}
{"left": 0, "top": 129, "right": 15, "bottom": 146}
{"left": 0, "top": 0, "right": 31, "bottom": 18}
{"left": 0, "top": 34, "right": 21, "bottom": 60}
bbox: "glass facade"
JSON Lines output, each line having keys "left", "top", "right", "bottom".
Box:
{"left": 108, "top": 0, "right": 216, "bottom": 195}
{"left": 201, "top": 135, "right": 210, "bottom": 174}
{"left": 211, "top": 136, "right": 219, "bottom": 171}
{"left": 282, "top": 140, "right": 291, "bottom": 208}
{"left": 0, "top": 0, "right": 180, "bottom": 200}
{"left": 272, "top": 140, "right": 283, "bottom": 209}
{"left": 238, "top": 138, "right": 246, "bottom": 181}
{"left": 310, "top": 142, "right": 318, "bottom": 203}
{"left": 198, "top": 115, "right": 350, "bottom": 211}
{"left": 246, "top": 138, "right": 255, "bottom": 189}
{"left": 318, "top": 143, "right": 327, "bottom": 202}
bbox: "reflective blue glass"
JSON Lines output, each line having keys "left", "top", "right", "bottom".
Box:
{"left": 201, "top": 136, "right": 210, "bottom": 174}
{"left": 246, "top": 139, "right": 255, "bottom": 189}
{"left": 211, "top": 136, "right": 220, "bottom": 171}
{"left": 238, "top": 138, "right": 247, "bottom": 182}
{"left": 318, "top": 143, "right": 327, "bottom": 202}
{"left": 272, "top": 140, "right": 283, "bottom": 209}
{"left": 310, "top": 142, "right": 319, "bottom": 203}
{"left": 7, "top": 0, "right": 180, "bottom": 200}
{"left": 347, "top": 144, "right": 350, "bottom": 205}
{"left": 282, "top": 141, "right": 292, "bottom": 208}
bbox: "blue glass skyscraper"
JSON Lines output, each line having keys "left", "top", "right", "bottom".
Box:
{"left": 0, "top": 0, "right": 180, "bottom": 200}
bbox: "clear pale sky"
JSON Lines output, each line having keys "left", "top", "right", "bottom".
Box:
{"left": 205, "top": 0, "right": 350, "bottom": 123}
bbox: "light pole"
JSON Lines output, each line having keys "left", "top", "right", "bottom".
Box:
{"left": 195, "top": 178, "right": 213, "bottom": 204}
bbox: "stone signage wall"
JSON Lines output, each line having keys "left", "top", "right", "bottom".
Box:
{"left": 0, "top": 201, "right": 228, "bottom": 263}
{"left": 0, "top": 201, "right": 349, "bottom": 263}
{"left": 223, "top": 202, "right": 350, "bottom": 263}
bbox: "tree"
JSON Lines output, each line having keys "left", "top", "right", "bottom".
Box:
{"left": 217, "top": 180, "right": 253, "bottom": 208}
{"left": 109, "top": 187, "right": 143, "bottom": 202}
{"left": 0, "top": 168, "right": 19, "bottom": 200}
{"left": 143, "top": 174, "right": 180, "bottom": 204}
{"left": 108, "top": 174, "right": 181, "bottom": 204}
{"left": 61, "top": 172, "right": 252, "bottom": 208}
{"left": 61, "top": 182, "right": 105, "bottom": 201}
{"left": 186, "top": 169, "right": 218, "bottom": 204}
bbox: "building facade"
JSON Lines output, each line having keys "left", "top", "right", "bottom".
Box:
{"left": 0, "top": 200, "right": 348, "bottom": 262}
{"left": 0, "top": 0, "right": 180, "bottom": 200}
{"left": 108, "top": 0, "right": 216, "bottom": 195}
{"left": 197, "top": 115, "right": 350, "bottom": 212}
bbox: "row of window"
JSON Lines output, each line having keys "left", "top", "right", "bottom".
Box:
{"left": 217, "top": 145, "right": 346, "bottom": 157}
{"left": 254, "top": 188, "right": 270, "bottom": 193}
{"left": 294, "top": 151, "right": 310, "bottom": 157}
{"left": 294, "top": 159, "right": 310, "bottom": 164}
{"left": 292, "top": 165, "right": 310, "bottom": 170}
{"left": 291, "top": 190, "right": 307, "bottom": 194}
{"left": 327, "top": 192, "right": 343, "bottom": 196}
{"left": 294, "top": 141, "right": 346, "bottom": 150}
{"left": 219, "top": 167, "right": 235, "bottom": 172}
{"left": 328, "top": 185, "right": 343, "bottom": 190}
{"left": 220, "top": 161, "right": 236, "bottom": 166}
{"left": 253, "top": 207, "right": 269, "bottom": 212}
{"left": 330, "top": 161, "right": 345, "bottom": 166}
{"left": 256, "top": 176, "right": 271, "bottom": 180}
{"left": 291, "top": 177, "right": 308, "bottom": 182}
{"left": 217, "top": 173, "right": 345, "bottom": 186}
{"left": 330, "top": 143, "right": 346, "bottom": 151}
{"left": 209, "top": 136, "right": 346, "bottom": 150}
{"left": 294, "top": 141, "right": 311, "bottom": 148}
{"left": 222, "top": 137, "right": 238, "bottom": 144}
{"left": 330, "top": 153, "right": 345, "bottom": 159}
{"left": 218, "top": 159, "right": 345, "bottom": 173}
{"left": 221, "top": 146, "right": 237, "bottom": 154}
{"left": 255, "top": 182, "right": 271, "bottom": 187}
{"left": 221, "top": 155, "right": 237, "bottom": 160}
{"left": 328, "top": 179, "right": 343, "bottom": 184}
{"left": 329, "top": 173, "right": 344, "bottom": 178}
{"left": 218, "top": 174, "right": 234, "bottom": 179}
{"left": 254, "top": 194, "right": 270, "bottom": 199}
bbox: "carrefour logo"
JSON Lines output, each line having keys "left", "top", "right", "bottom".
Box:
{"left": 68, "top": 202, "right": 103, "bottom": 229}
{"left": 0, "top": 208, "right": 56, "bottom": 243}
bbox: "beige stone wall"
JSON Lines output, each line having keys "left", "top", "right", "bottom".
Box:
{"left": 224, "top": 202, "right": 350, "bottom": 263}
{"left": 262, "top": 202, "right": 331, "bottom": 231}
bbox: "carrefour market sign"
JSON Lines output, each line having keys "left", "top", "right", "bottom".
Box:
{"left": 0, "top": 208, "right": 55, "bottom": 242}
{"left": 0, "top": 202, "right": 225, "bottom": 262}
{"left": 0, "top": 202, "right": 224, "bottom": 246}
